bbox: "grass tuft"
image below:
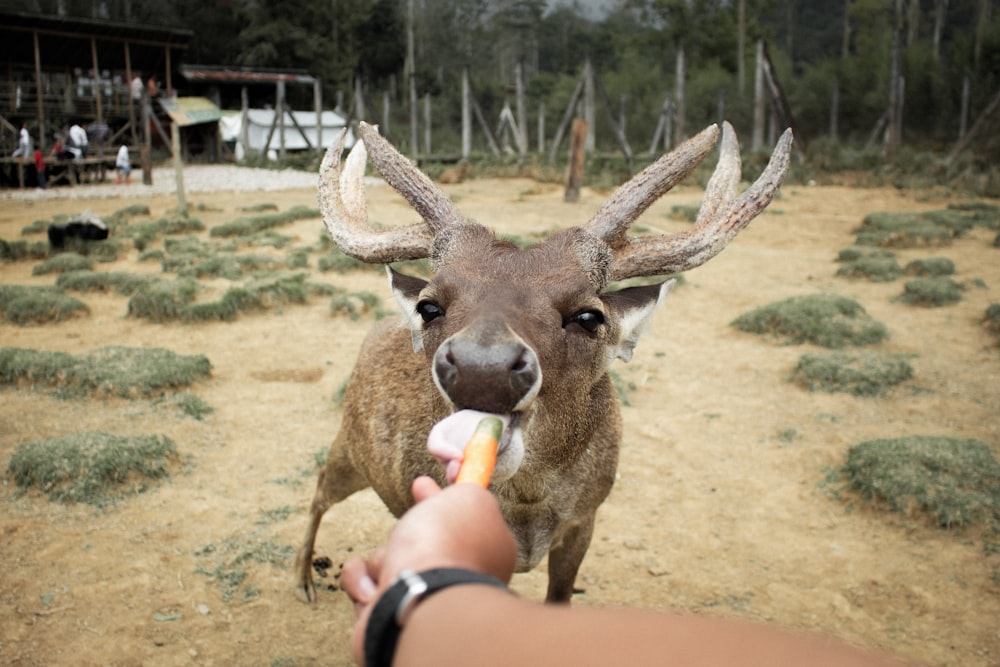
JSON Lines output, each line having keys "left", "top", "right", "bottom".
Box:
{"left": 790, "top": 351, "right": 914, "bottom": 396}
{"left": 0, "top": 345, "right": 212, "bottom": 398}
{"left": 894, "top": 277, "right": 964, "bottom": 307}
{"left": 6, "top": 431, "right": 179, "bottom": 506}
{"left": 836, "top": 436, "right": 1000, "bottom": 531}
{"left": 0, "top": 285, "right": 89, "bottom": 324}
{"left": 731, "top": 294, "right": 889, "bottom": 348}
{"left": 904, "top": 257, "right": 956, "bottom": 277}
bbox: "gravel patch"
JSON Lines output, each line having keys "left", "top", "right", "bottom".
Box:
{"left": 1, "top": 164, "right": 325, "bottom": 202}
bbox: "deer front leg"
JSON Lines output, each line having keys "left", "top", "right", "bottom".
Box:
{"left": 544, "top": 516, "right": 596, "bottom": 603}
{"left": 294, "top": 444, "right": 368, "bottom": 603}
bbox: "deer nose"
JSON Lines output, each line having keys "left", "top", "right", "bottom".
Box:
{"left": 433, "top": 337, "right": 540, "bottom": 413}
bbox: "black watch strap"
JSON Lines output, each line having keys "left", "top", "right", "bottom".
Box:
{"left": 364, "top": 567, "right": 509, "bottom": 667}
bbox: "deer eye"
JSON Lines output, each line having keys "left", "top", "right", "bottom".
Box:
{"left": 566, "top": 310, "right": 605, "bottom": 334}
{"left": 416, "top": 300, "right": 444, "bottom": 323}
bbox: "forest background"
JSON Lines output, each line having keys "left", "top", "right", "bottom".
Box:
{"left": 4, "top": 0, "right": 999, "bottom": 192}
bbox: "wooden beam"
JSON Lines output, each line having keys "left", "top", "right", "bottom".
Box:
{"left": 90, "top": 37, "right": 103, "bottom": 123}
{"left": 33, "top": 30, "right": 45, "bottom": 151}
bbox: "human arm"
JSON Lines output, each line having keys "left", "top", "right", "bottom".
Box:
{"left": 340, "top": 477, "right": 913, "bottom": 667}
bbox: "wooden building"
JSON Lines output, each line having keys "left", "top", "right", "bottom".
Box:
{"left": 0, "top": 9, "right": 191, "bottom": 156}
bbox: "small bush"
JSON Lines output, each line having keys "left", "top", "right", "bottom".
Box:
{"left": 854, "top": 211, "right": 963, "bottom": 248}
{"left": 895, "top": 277, "right": 963, "bottom": 307}
{"left": 984, "top": 303, "right": 1000, "bottom": 344}
{"left": 790, "top": 351, "right": 914, "bottom": 396}
{"left": 127, "top": 214, "right": 206, "bottom": 251}
{"left": 56, "top": 270, "right": 158, "bottom": 295}
{"left": 837, "top": 436, "right": 1000, "bottom": 530}
{"left": 836, "top": 246, "right": 896, "bottom": 262}
{"left": 209, "top": 205, "right": 319, "bottom": 238}
{"left": 904, "top": 257, "right": 956, "bottom": 277}
{"left": 330, "top": 290, "right": 381, "bottom": 320}
{"left": 669, "top": 204, "right": 700, "bottom": 222}
{"left": 318, "top": 248, "right": 370, "bottom": 273}
{"left": 126, "top": 280, "right": 201, "bottom": 322}
{"left": 0, "top": 285, "right": 88, "bottom": 324}
{"left": 835, "top": 256, "right": 903, "bottom": 282}
{"left": 0, "top": 345, "right": 212, "bottom": 398}
{"left": 731, "top": 294, "right": 889, "bottom": 348}
{"left": 6, "top": 431, "right": 179, "bottom": 506}
{"left": 32, "top": 253, "right": 93, "bottom": 275}
{"left": 0, "top": 238, "right": 50, "bottom": 261}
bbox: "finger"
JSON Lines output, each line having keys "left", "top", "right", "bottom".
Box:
{"left": 411, "top": 475, "right": 443, "bottom": 502}
{"left": 341, "top": 557, "right": 378, "bottom": 606}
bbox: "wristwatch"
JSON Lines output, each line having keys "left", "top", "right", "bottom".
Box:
{"left": 364, "top": 567, "right": 509, "bottom": 667}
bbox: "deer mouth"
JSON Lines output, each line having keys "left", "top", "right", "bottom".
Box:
{"left": 427, "top": 409, "right": 527, "bottom": 484}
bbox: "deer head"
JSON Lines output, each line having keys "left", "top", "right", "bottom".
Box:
{"left": 318, "top": 122, "right": 791, "bottom": 482}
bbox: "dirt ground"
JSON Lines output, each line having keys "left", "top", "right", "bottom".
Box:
{"left": 1, "top": 170, "right": 998, "bottom": 667}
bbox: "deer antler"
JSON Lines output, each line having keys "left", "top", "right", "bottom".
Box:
{"left": 585, "top": 122, "right": 793, "bottom": 281}
{"left": 318, "top": 122, "right": 467, "bottom": 263}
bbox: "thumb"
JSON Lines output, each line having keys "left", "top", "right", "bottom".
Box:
{"left": 411, "top": 475, "right": 443, "bottom": 503}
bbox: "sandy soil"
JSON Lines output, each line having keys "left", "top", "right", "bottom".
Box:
{"left": 1, "top": 172, "right": 998, "bottom": 667}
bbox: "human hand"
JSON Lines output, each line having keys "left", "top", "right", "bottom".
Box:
{"left": 341, "top": 476, "right": 517, "bottom": 663}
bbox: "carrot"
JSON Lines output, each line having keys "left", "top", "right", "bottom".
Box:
{"left": 454, "top": 416, "right": 503, "bottom": 487}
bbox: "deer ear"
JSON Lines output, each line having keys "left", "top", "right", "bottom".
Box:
{"left": 606, "top": 279, "right": 674, "bottom": 363}
{"left": 388, "top": 267, "right": 429, "bottom": 352}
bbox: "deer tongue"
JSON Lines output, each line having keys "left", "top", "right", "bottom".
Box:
{"left": 427, "top": 409, "right": 511, "bottom": 484}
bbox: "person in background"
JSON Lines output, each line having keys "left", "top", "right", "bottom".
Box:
{"left": 146, "top": 75, "right": 160, "bottom": 99}
{"left": 11, "top": 123, "right": 31, "bottom": 158}
{"left": 115, "top": 144, "right": 131, "bottom": 184}
{"left": 67, "top": 122, "right": 89, "bottom": 159}
{"left": 131, "top": 73, "right": 143, "bottom": 102}
{"left": 50, "top": 134, "right": 73, "bottom": 161}
{"left": 33, "top": 146, "right": 46, "bottom": 190}
{"left": 341, "top": 476, "right": 915, "bottom": 667}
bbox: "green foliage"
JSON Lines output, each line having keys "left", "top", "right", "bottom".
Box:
{"left": 329, "top": 290, "right": 381, "bottom": 321}
{"left": 195, "top": 529, "right": 295, "bottom": 603}
{"left": 53, "top": 237, "right": 122, "bottom": 262}
{"left": 790, "top": 351, "right": 914, "bottom": 397}
{"left": 0, "top": 345, "right": 212, "bottom": 398}
{"left": 56, "top": 270, "right": 158, "bottom": 295}
{"left": 836, "top": 246, "right": 896, "bottom": 262}
{"left": 0, "top": 238, "right": 50, "bottom": 261}
{"left": 904, "top": 257, "right": 955, "bottom": 277}
{"left": 125, "top": 214, "right": 206, "bottom": 251}
{"left": 836, "top": 436, "right": 1000, "bottom": 531}
{"left": 31, "top": 253, "right": 93, "bottom": 276}
{"left": 731, "top": 294, "right": 889, "bottom": 348}
{"left": 209, "top": 206, "right": 319, "bottom": 238}
{"left": 318, "top": 248, "right": 370, "bottom": 273}
{"left": 835, "top": 255, "right": 903, "bottom": 282}
{"left": 0, "top": 284, "right": 88, "bottom": 324}
{"left": 6, "top": 432, "right": 179, "bottom": 506}
{"left": 126, "top": 279, "right": 201, "bottom": 322}
{"left": 895, "top": 277, "right": 964, "bottom": 307}
{"left": 668, "top": 204, "right": 700, "bottom": 223}
{"left": 986, "top": 304, "right": 1000, "bottom": 345}
{"left": 165, "top": 392, "right": 215, "bottom": 420}
{"left": 854, "top": 211, "right": 963, "bottom": 248}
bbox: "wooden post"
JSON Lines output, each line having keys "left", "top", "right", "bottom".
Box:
{"left": 171, "top": 121, "right": 186, "bottom": 213}
{"left": 583, "top": 59, "right": 595, "bottom": 151}
{"left": 674, "top": 45, "right": 686, "bottom": 144}
{"left": 958, "top": 75, "right": 970, "bottom": 140}
{"left": 382, "top": 91, "right": 391, "bottom": 141}
{"left": 90, "top": 37, "right": 103, "bottom": 124}
{"left": 752, "top": 41, "right": 766, "bottom": 152}
{"left": 314, "top": 78, "right": 323, "bottom": 152}
{"left": 141, "top": 97, "right": 152, "bottom": 185}
{"left": 830, "top": 82, "right": 839, "bottom": 140}
{"left": 240, "top": 86, "right": 249, "bottom": 158}
{"left": 461, "top": 66, "right": 471, "bottom": 159}
{"left": 124, "top": 42, "right": 137, "bottom": 146}
{"left": 33, "top": 30, "right": 46, "bottom": 152}
{"left": 423, "top": 92, "right": 432, "bottom": 156}
{"left": 564, "top": 118, "right": 586, "bottom": 203}
{"left": 537, "top": 101, "right": 545, "bottom": 154}
{"left": 164, "top": 46, "right": 172, "bottom": 97}
{"left": 275, "top": 80, "right": 287, "bottom": 160}
{"left": 516, "top": 59, "right": 528, "bottom": 158}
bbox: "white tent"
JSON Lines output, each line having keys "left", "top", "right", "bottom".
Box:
{"left": 219, "top": 108, "right": 354, "bottom": 160}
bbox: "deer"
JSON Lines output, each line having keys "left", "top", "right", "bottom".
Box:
{"left": 295, "top": 120, "right": 792, "bottom": 604}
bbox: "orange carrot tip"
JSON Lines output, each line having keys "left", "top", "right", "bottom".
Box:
{"left": 454, "top": 416, "right": 503, "bottom": 488}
